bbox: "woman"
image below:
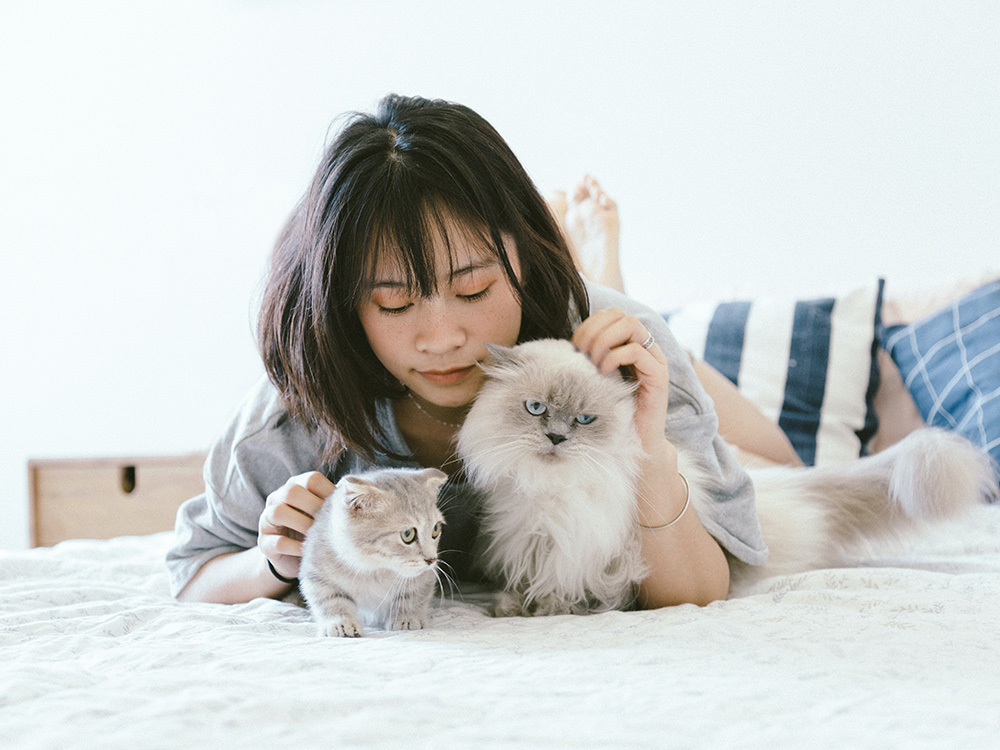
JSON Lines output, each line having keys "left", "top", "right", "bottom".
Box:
{"left": 168, "top": 94, "right": 772, "bottom": 608}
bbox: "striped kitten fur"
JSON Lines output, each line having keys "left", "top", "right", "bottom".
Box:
{"left": 299, "top": 467, "right": 447, "bottom": 637}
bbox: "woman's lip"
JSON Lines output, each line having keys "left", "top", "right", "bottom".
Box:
{"left": 417, "top": 365, "right": 475, "bottom": 385}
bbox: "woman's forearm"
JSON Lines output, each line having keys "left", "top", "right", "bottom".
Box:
{"left": 635, "top": 441, "right": 731, "bottom": 609}
{"left": 176, "top": 547, "right": 294, "bottom": 604}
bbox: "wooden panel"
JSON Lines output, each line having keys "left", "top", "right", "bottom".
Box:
{"left": 28, "top": 454, "right": 207, "bottom": 547}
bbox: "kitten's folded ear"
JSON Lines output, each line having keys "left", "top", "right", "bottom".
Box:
{"left": 339, "top": 475, "right": 387, "bottom": 511}
{"left": 416, "top": 467, "right": 449, "bottom": 490}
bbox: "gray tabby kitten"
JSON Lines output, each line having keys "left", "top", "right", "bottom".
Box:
{"left": 457, "top": 338, "right": 994, "bottom": 616}
{"left": 299, "top": 467, "right": 447, "bottom": 637}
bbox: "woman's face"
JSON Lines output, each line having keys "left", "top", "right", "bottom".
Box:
{"left": 357, "top": 219, "right": 523, "bottom": 411}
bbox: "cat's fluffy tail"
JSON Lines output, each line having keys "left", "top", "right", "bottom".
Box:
{"left": 734, "top": 428, "right": 996, "bottom": 585}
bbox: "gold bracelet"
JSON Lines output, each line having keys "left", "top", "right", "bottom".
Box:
{"left": 638, "top": 472, "right": 690, "bottom": 530}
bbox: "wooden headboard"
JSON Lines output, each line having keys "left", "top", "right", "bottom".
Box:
{"left": 28, "top": 453, "right": 207, "bottom": 547}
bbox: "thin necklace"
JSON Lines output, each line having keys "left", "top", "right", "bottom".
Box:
{"left": 407, "top": 392, "right": 464, "bottom": 429}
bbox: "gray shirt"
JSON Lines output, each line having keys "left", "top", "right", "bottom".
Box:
{"left": 166, "top": 281, "right": 768, "bottom": 596}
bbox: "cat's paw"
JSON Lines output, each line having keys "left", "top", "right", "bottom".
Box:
{"left": 316, "top": 614, "right": 364, "bottom": 638}
{"left": 529, "top": 594, "right": 585, "bottom": 617}
{"left": 491, "top": 591, "right": 529, "bottom": 617}
{"left": 389, "top": 614, "right": 429, "bottom": 631}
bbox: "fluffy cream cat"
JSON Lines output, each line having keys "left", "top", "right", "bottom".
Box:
{"left": 456, "top": 339, "right": 995, "bottom": 615}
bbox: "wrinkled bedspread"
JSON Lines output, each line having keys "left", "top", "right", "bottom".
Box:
{"left": 3, "top": 508, "right": 1000, "bottom": 749}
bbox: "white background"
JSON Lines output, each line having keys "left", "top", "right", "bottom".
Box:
{"left": 2, "top": 1, "right": 997, "bottom": 550}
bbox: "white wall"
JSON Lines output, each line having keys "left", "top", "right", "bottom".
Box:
{"left": 2, "top": 1, "right": 997, "bottom": 550}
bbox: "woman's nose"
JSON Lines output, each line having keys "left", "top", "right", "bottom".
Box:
{"left": 413, "top": 302, "right": 466, "bottom": 354}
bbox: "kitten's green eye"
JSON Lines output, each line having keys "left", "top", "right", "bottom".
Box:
{"left": 525, "top": 400, "right": 547, "bottom": 416}
{"left": 575, "top": 414, "right": 597, "bottom": 425}
{"left": 432, "top": 522, "right": 442, "bottom": 539}
{"left": 401, "top": 527, "right": 417, "bottom": 544}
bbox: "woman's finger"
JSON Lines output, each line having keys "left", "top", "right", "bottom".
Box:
{"left": 281, "top": 483, "right": 327, "bottom": 520}
{"left": 574, "top": 310, "right": 665, "bottom": 373}
{"left": 268, "top": 532, "right": 304, "bottom": 559}
{"left": 289, "top": 471, "right": 336, "bottom": 499}
{"left": 571, "top": 308, "right": 627, "bottom": 357}
{"left": 266, "top": 499, "right": 315, "bottom": 537}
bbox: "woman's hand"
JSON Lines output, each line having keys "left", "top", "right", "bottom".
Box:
{"left": 571, "top": 308, "right": 670, "bottom": 452}
{"left": 574, "top": 309, "right": 730, "bottom": 607}
{"left": 258, "top": 471, "right": 334, "bottom": 581}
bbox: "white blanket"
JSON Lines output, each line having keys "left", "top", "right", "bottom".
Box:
{"left": 4, "top": 508, "right": 1000, "bottom": 749}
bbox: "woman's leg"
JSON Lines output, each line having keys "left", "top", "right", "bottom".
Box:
{"left": 690, "top": 356, "right": 803, "bottom": 467}
{"left": 548, "top": 175, "right": 625, "bottom": 294}
{"left": 549, "top": 177, "right": 803, "bottom": 467}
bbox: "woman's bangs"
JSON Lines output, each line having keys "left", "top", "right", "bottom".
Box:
{"left": 425, "top": 199, "right": 514, "bottom": 280}
{"left": 356, "top": 196, "right": 512, "bottom": 303}
{"left": 354, "top": 198, "right": 432, "bottom": 304}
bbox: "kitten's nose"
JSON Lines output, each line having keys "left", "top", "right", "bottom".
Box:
{"left": 424, "top": 557, "right": 437, "bottom": 566}
{"left": 546, "top": 432, "right": 567, "bottom": 446}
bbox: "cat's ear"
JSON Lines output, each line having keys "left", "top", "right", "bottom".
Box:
{"left": 482, "top": 342, "right": 517, "bottom": 372}
{"left": 416, "top": 468, "right": 448, "bottom": 492}
{"left": 339, "top": 475, "right": 388, "bottom": 511}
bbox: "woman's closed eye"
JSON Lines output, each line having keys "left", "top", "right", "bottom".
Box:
{"left": 378, "top": 304, "right": 413, "bottom": 315}
{"left": 370, "top": 288, "right": 414, "bottom": 315}
{"left": 457, "top": 285, "right": 492, "bottom": 303}
{"left": 371, "top": 283, "right": 491, "bottom": 314}
{"left": 378, "top": 303, "right": 412, "bottom": 315}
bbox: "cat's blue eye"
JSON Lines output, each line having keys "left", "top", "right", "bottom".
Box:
{"left": 525, "top": 400, "right": 547, "bottom": 416}
{"left": 432, "top": 522, "right": 442, "bottom": 539}
{"left": 401, "top": 527, "right": 417, "bottom": 544}
{"left": 575, "top": 414, "right": 597, "bottom": 425}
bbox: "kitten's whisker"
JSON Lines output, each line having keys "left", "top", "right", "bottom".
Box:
{"left": 433, "top": 562, "right": 462, "bottom": 604}
{"left": 433, "top": 554, "right": 464, "bottom": 602}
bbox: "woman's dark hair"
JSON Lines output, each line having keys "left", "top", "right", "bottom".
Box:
{"left": 257, "top": 94, "right": 589, "bottom": 462}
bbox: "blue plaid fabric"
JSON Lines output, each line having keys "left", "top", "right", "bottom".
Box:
{"left": 883, "top": 280, "right": 1000, "bottom": 491}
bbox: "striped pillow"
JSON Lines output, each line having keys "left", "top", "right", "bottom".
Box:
{"left": 663, "top": 281, "right": 883, "bottom": 466}
{"left": 882, "top": 280, "right": 1000, "bottom": 488}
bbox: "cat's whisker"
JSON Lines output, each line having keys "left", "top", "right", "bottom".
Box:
{"left": 433, "top": 561, "right": 462, "bottom": 604}
{"left": 575, "top": 451, "right": 637, "bottom": 490}
{"left": 433, "top": 552, "right": 467, "bottom": 603}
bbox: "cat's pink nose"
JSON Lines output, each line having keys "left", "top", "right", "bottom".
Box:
{"left": 424, "top": 557, "right": 437, "bottom": 566}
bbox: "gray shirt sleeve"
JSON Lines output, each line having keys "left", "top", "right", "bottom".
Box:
{"left": 585, "top": 281, "right": 768, "bottom": 565}
{"left": 165, "top": 376, "right": 327, "bottom": 596}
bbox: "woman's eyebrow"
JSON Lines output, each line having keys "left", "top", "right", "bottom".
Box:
{"left": 370, "top": 279, "right": 407, "bottom": 290}
{"left": 449, "top": 259, "right": 498, "bottom": 281}
{"left": 369, "top": 259, "right": 498, "bottom": 290}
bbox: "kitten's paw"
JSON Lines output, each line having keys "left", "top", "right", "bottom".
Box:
{"left": 390, "top": 614, "right": 429, "bottom": 631}
{"left": 316, "top": 615, "right": 364, "bottom": 638}
{"left": 491, "top": 591, "right": 529, "bottom": 617}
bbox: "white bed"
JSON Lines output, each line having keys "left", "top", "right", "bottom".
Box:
{"left": 10, "top": 273, "right": 1000, "bottom": 747}
{"left": 4, "top": 507, "right": 1000, "bottom": 749}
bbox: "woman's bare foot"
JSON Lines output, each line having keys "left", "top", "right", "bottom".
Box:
{"left": 547, "top": 176, "right": 625, "bottom": 293}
